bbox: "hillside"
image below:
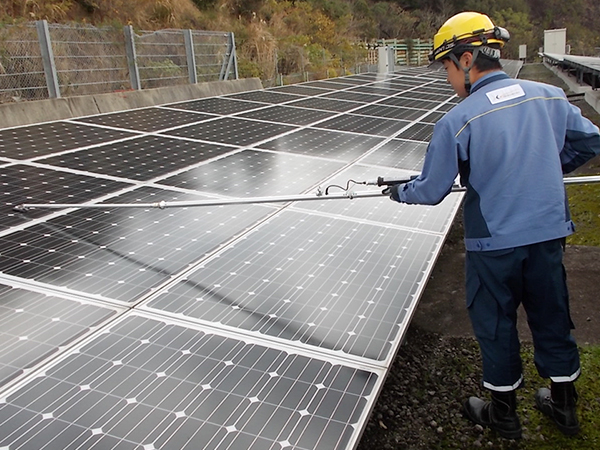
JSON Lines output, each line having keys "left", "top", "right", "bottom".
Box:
{"left": 2, "top": 0, "right": 599, "bottom": 83}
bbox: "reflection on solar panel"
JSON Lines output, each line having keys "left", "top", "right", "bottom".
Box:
{"left": 0, "top": 65, "right": 504, "bottom": 449}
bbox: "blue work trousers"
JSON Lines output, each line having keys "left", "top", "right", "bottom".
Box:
{"left": 465, "top": 238, "right": 580, "bottom": 391}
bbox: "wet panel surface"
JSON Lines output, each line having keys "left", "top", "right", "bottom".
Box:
{"left": 0, "top": 314, "right": 379, "bottom": 450}
{"left": 145, "top": 210, "right": 442, "bottom": 361}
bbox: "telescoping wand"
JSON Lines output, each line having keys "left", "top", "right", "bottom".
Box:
{"left": 11, "top": 175, "right": 600, "bottom": 213}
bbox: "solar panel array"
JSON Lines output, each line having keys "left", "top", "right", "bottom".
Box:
{"left": 0, "top": 66, "right": 472, "bottom": 450}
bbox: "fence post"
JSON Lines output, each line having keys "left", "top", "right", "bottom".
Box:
{"left": 219, "top": 32, "right": 238, "bottom": 81}
{"left": 183, "top": 30, "right": 197, "bottom": 84}
{"left": 35, "top": 20, "right": 60, "bottom": 98}
{"left": 123, "top": 25, "right": 141, "bottom": 90}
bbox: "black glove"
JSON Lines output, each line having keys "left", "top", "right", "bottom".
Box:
{"left": 383, "top": 183, "right": 403, "bottom": 202}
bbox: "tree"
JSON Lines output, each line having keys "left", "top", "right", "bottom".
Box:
{"left": 493, "top": 8, "right": 535, "bottom": 60}
{"left": 372, "top": 2, "right": 416, "bottom": 39}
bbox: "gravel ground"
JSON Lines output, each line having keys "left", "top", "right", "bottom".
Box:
{"left": 356, "top": 325, "right": 524, "bottom": 450}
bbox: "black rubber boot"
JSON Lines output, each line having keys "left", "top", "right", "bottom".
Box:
{"left": 535, "top": 381, "right": 580, "bottom": 436}
{"left": 463, "top": 390, "right": 522, "bottom": 439}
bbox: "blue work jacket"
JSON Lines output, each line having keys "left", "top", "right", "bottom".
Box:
{"left": 399, "top": 71, "right": 600, "bottom": 251}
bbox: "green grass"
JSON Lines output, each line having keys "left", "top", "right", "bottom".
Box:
{"left": 516, "top": 345, "right": 600, "bottom": 449}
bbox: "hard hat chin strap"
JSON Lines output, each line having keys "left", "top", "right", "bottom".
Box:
{"left": 448, "top": 47, "right": 481, "bottom": 95}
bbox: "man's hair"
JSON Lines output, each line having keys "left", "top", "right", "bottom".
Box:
{"left": 452, "top": 44, "right": 503, "bottom": 71}
{"left": 473, "top": 48, "right": 503, "bottom": 71}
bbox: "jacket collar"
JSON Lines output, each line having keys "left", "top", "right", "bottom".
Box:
{"left": 470, "top": 71, "right": 510, "bottom": 94}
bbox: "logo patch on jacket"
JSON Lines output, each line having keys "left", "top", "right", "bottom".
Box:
{"left": 486, "top": 84, "right": 525, "bottom": 104}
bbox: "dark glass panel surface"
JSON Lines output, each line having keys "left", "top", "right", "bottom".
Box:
{"left": 38, "top": 135, "right": 238, "bottom": 181}
{"left": 73, "top": 108, "right": 214, "bottom": 132}
{"left": 0, "top": 122, "right": 136, "bottom": 160}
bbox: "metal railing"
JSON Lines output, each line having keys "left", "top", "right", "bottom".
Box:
{"left": 0, "top": 21, "right": 238, "bottom": 103}
{"left": 367, "top": 39, "right": 433, "bottom": 67}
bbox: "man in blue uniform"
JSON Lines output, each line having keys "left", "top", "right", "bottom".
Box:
{"left": 387, "top": 11, "right": 600, "bottom": 439}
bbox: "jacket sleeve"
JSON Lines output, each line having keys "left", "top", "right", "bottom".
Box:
{"left": 560, "top": 102, "right": 600, "bottom": 174}
{"left": 399, "top": 119, "right": 459, "bottom": 205}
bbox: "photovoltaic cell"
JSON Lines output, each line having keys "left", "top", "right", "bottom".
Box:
{"left": 350, "top": 104, "right": 429, "bottom": 121}
{"left": 347, "top": 86, "right": 405, "bottom": 96}
{"left": 37, "top": 135, "right": 239, "bottom": 181}
{"left": 420, "top": 111, "right": 445, "bottom": 124}
{"left": 398, "top": 91, "right": 453, "bottom": 102}
{"left": 0, "top": 122, "right": 137, "bottom": 160}
{"left": 72, "top": 107, "right": 215, "bottom": 133}
{"left": 322, "top": 91, "right": 385, "bottom": 104}
{"left": 303, "top": 80, "right": 362, "bottom": 88}
{"left": 395, "top": 122, "right": 435, "bottom": 141}
{"left": 379, "top": 96, "right": 442, "bottom": 110}
{"left": 0, "top": 314, "right": 380, "bottom": 450}
{"left": 227, "top": 90, "right": 306, "bottom": 104}
{"left": 269, "top": 85, "right": 333, "bottom": 96}
{"left": 285, "top": 97, "right": 364, "bottom": 113}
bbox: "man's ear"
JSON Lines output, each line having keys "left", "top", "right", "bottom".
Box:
{"left": 460, "top": 51, "right": 473, "bottom": 68}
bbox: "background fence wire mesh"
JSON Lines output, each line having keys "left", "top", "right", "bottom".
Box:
{"left": 0, "top": 23, "right": 234, "bottom": 103}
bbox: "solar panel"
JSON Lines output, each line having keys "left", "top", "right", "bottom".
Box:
{"left": 0, "top": 187, "right": 273, "bottom": 302}
{"left": 256, "top": 129, "right": 384, "bottom": 162}
{"left": 72, "top": 107, "right": 215, "bottom": 132}
{"left": 0, "top": 122, "right": 138, "bottom": 160}
{"left": 236, "top": 105, "right": 337, "bottom": 126}
{"left": 161, "top": 117, "right": 296, "bottom": 147}
{"left": 0, "top": 283, "right": 121, "bottom": 388}
{"left": 0, "top": 66, "right": 474, "bottom": 450}
{"left": 315, "top": 115, "right": 411, "bottom": 136}
{"left": 143, "top": 210, "right": 444, "bottom": 362}
{"left": 0, "top": 313, "right": 382, "bottom": 450}
{"left": 158, "top": 149, "right": 346, "bottom": 196}
{"left": 0, "top": 164, "right": 131, "bottom": 230}
{"left": 37, "top": 135, "right": 239, "bottom": 181}
{"left": 165, "top": 97, "right": 265, "bottom": 115}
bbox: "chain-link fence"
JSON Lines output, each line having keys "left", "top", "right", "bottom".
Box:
{"left": 0, "top": 21, "right": 237, "bottom": 103}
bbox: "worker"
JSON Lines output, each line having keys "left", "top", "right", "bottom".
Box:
{"left": 386, "top": 11, "right": 600, "bottom": 439}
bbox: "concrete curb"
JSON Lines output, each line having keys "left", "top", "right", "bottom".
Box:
{"left": 0, "top": 78, "right": 263, "bottom": 128}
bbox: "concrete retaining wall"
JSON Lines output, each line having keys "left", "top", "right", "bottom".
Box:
{"left": 585, "top": 90, "right": 600, "bottom": 116}
{"left": 543, "top": 62, "right": 600, "bottom": 115}
{"left": 0, "top": 78, "right": 263, "bottom": 129}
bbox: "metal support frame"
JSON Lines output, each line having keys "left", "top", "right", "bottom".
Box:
{"left": 35, "top": 20, "right": 60, "bottom": 99}
{"left": 123, "top": 25, "right": 141, "bottom": 90}
{"left": 183, "top": 29, "right": 197, "bottom": 84}
{"left": 220, "top": 32, "right": 238, "bottom": 81}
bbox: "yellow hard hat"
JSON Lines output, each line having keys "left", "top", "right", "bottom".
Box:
{"left": 429, "top": 12, "right": 509, "bottom": 66}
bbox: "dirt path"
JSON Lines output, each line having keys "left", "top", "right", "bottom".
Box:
{"left": 412, "top": 228, "right": 600, "bottom": 345}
